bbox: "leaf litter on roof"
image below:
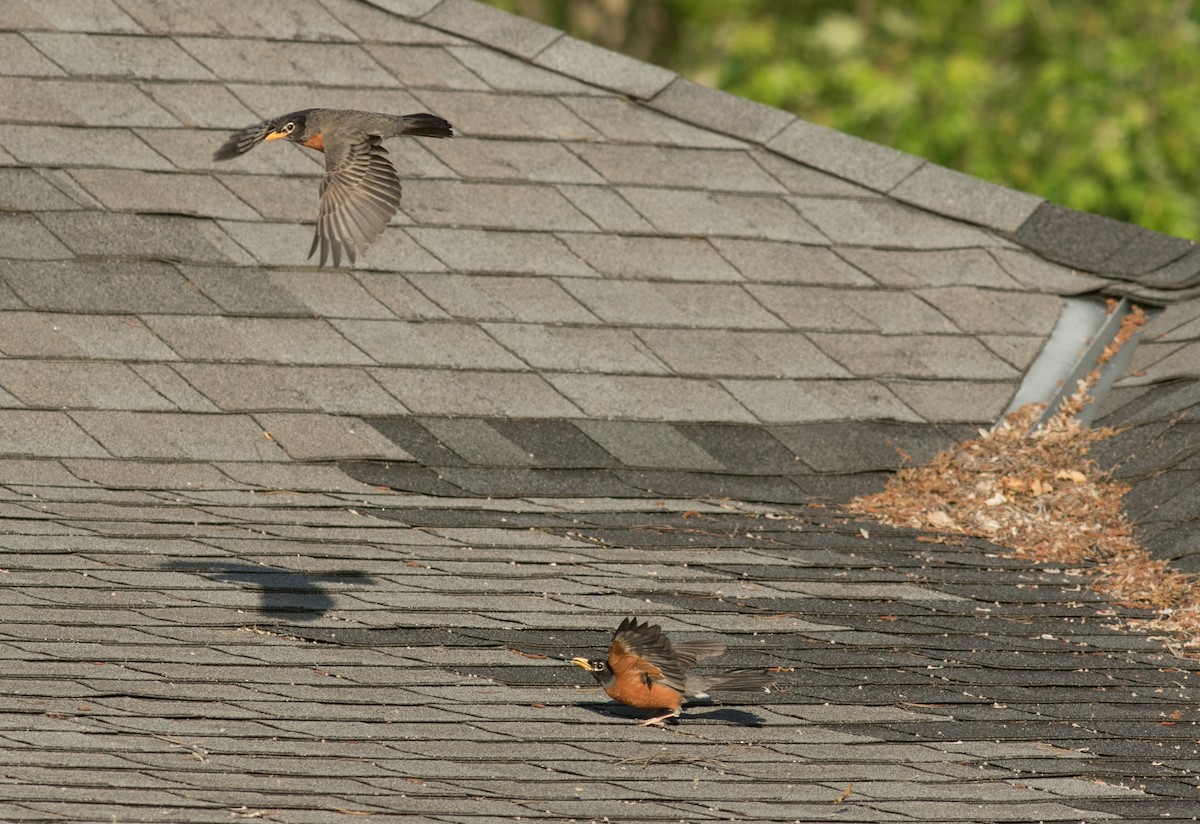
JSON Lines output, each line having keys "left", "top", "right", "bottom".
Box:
{"left": 846, "top": 305, "right": 1200, "bottom": 653}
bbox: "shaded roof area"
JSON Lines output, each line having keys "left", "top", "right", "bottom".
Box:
{"left": 0, "top": 0, "right": 1198, "bottom": 820}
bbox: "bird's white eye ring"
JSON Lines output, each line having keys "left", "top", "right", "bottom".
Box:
{"left": 284, "top": 122, "right": 295, "bottom": 133}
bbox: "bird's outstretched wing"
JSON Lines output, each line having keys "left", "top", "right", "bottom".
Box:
{"left": 309, "top": 133, "right": 402, "bottom": 267}
{"left": 671, "top": 640, "right": 727, "bottom": 669}
{"left": 213, "top": 120, "right": 275, "bottom": 161}
{"left": 607, "top": 617, "right": 688, "bottom": 692}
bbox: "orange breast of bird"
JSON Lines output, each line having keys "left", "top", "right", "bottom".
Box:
{"left": 605, "top": 643, "right": 683, "bottom": 711}
{"left": 604, "top": 675, "right": 683, "bottom": 712}
{"left": 302, "top": 133, "right": 325, "bottom": 151}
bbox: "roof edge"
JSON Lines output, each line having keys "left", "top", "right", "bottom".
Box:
{"left": 368, "top": 0, "right": 1199, "bottom": 294}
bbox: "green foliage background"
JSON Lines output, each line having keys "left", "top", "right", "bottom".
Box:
{"left": 486, "top": 0, "right": 1200, "bottom": 240}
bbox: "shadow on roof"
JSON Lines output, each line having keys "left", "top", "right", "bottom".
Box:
{"left": 163, "top": 560, "right": 375, "bottom": 622}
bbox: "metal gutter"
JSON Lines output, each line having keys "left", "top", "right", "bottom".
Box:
{"left": 1003, "top": 296, "right": 1150, "bottom": 428}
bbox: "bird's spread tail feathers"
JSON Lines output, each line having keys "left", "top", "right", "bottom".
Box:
{"left": 399, "top": 113, "right": 455, "bottom": 139}
{"left": 690, "top": 669, "right": 775, "bottom": 698}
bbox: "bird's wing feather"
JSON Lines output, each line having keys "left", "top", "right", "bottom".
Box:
{"left": 671, "top": 641, "right": 727, "bottom": 669}
{"left": 309, "top": 133, "right": 402, "bottom": 268}
{"left": 213, "top": 120, "right": 274, "bottom": 161}
{"left": 607, "top": 618, "right": 688, "bottom": 692}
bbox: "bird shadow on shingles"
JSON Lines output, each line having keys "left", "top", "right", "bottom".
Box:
{"left": 577, "top": 702, "right": 767, "bottom": 728}
{"left": 163, "top": 561, "right": 374, "bottom": 623}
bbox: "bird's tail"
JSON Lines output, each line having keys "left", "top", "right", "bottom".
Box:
{"left": 398, "top": 113, "right": 455, "bottom": 139}
{"left": 687, "top": 669, "right": 775, "bottom": 698}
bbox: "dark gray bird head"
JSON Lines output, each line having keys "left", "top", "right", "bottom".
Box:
{"left": 571, "top": 657, "right": 615, "bottom": 689}
{"left": 212, "top": 109, "right": 317, "bottom": 160}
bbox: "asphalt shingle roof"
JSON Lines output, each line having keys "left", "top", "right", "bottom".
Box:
{"left": 1, "top": 0, "right": 1198, "bottom": 820}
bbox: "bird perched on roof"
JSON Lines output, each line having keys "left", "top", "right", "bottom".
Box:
{"left": 571, "top": 616, "right": 775, "bottom": 726}
{"left": 214, "top": 108, "right": 454, "bottom": 267}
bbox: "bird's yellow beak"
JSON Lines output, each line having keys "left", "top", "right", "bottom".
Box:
{"left": 264, "top": 130, "right": 287, "bottom": 141}
{"left": 570, "top": 657, "right": 595, "bottom": 671}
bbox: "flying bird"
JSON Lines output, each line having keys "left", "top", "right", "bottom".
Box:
{"left": 214, "top": 108, "right": 454, "bottom": 267}
{"left": 571, "top": 616, "right": 775, "bottom": 726}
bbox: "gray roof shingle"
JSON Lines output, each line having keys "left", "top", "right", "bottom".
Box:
{"left": 1, "top": 0, "right": 1198, "bottom": 819}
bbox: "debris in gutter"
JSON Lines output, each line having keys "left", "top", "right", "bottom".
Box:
{"left": 847, "top": 305, "right": 1200, "bottom": 651}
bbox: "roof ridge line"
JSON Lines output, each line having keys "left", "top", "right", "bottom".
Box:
{"left": 361, "top": 0, "right": 1196, "bottom": 291}
{"left": 362, "top": 2, "right": 1048, "bottom": 230}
